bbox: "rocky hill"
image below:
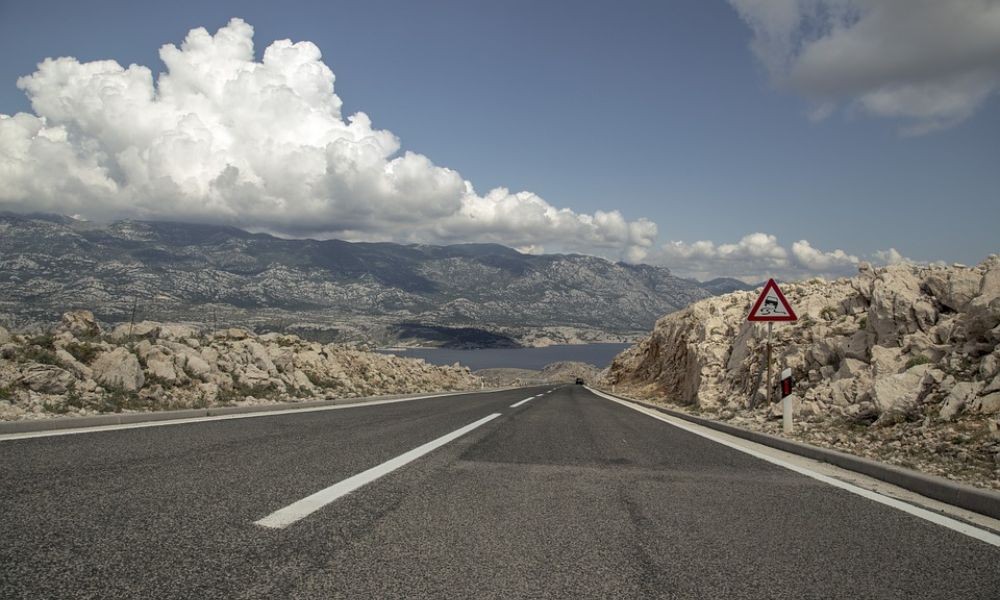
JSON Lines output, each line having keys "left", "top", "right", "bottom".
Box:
{"left": 0, "top": 311, "right": 477, "bottom": 421}
{"left": 477, "top": 361, "right": 603, "bottom": 387}
{"left": 0, "top": 213, "right": 711, "bottom": 347}
{"left": 606, "top": 257, "right": 1000, "bottom": 490}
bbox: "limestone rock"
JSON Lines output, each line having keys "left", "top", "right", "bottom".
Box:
{"left": 939, "top": 382, "right": 983, "bottom": 420}
{"left": 924, "top": 269, "right": 981, "bottom": 312}
{"left": 109, "top": 321, "right": 161, "bottom": 342}
{"left": 0, "top": 325, "right": 10, "bottom": 345}
{"left": 971, "top": 392, "right": 1000, "bottom": 415}
{"left": 868, "top": 266, "right": 922, "bottom": 346}
{"left": 872, "top": 370, "right": 924, "bottom": 421}
{"left": 91, "top": 347, "right": 145, "bottom": 391}
{"left": 60, "top": 310, "right": 102, "bottom": 338}
{"left": 18, "top": 364, "right": 76, "bottom": 394}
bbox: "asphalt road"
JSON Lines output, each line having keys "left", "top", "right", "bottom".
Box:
{"left": 1, "top": 385, "right": 998, "bottom": 599}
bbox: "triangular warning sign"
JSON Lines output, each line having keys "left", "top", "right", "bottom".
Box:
{"left": 747, "top": 278, "right": 797, "bottom": 322}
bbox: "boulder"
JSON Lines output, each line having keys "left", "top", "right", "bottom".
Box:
{"left": 91, "top": 347, "right": 144, "bottom": 392}
{"left": 109, "top": 321, "right": 161, "bottom": 342}
{"left": 938, "top": 381, "right": 983, "bottom": 420}
{"left": 55, "top": 348, "right": 93, "bottom": 379}
{"left": 17, "top": 364, "right": 76, "bottom": 394}
{"left": 872, "top": 369, "right": 924, "bottom": 419}
{"left": 145, "top": 350, "right": 180, "bottom": 385}
{"left": 923, "top": 269, "right": 981, "bottom": 312}
{"left": 843, "top": 329, "right": 871, "bottom": 362}
{"left": 157, "top": 324, "right": 198, "bottom": 340}
{"left": 870, "top": 346, "right": 904, "bottom": 377}
{"left": 60, "top": 310, "right": 102, "bottom": 338}
{"left": 980, "top": 351, "right": 1000, "bottom": 380}
{"left": 868, "top": 266, "right": 923, "bottom": 346}
{"left": 834, "top": 358, "right": 868, "bottom": 382}
{"left": 971, "top": 392, "right": 1000, "bottom": 415}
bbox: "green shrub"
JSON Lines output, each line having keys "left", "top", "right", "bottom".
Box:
{"left": 858, "top": 316, "right": 868, "bottom": 330}
{"left": 27, "top": 333, "right": 55, "bottom": 349}
{"left": 905, "top": 355, "right": 932, "bottom": 369}
{"left": 18, "top": 345, "right": 59, "bottom": 365}
{"left": 64, "top": 341, "right": 100, "bottom": 364}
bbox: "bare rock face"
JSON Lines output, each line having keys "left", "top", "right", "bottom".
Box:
{"left": 607, "top": 257, "right": 1000, "bottom": 489}
{"left": 109, "top": 321, "right": 161, "bottom": 342}
{"left": 0, "top": 308, "right": 480, "bottom": 422}
{"left": 59, "top": 310, "right": 102, "bottom": 338}
{"left": 608, "top": 257, "right": 1000, "bottom": 442}
{"left": 18, "top": 364, "right": 76, "bottom": 394}
{"left": 872, "top": 365, "right": 930, "bottom": 422}
{"left": 91, "top": 347, "right": 145, "bottom": 392}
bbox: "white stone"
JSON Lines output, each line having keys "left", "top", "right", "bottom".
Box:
{"left": 18, "top": 364, "right": 76, "bottom": 394}
{"left": 91, "top": 347, "right": 144, "bottom": 392}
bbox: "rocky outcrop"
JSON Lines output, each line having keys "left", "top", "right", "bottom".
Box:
{"left": 477, "top": 361, "right": 603, "bottom": 387}
{"left": 607, "top": 257, "right": 1000, "bottom": 490}
{"left": 0, "top": 313, "right": 480, "bottom": 421}
{"left": 58, "top": 310, "right": 102, "bottom": 338}
{"left": 92, "top": 348, "right": 145, "bottom": 392}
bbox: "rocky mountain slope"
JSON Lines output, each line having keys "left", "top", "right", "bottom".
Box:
{"left": 0, "top": 213, "right": 711, "bottom": 347}
{"left": 0, "top": 311, "right": 477, "bottom": 421}
{"left": 606, "top": 257, "right": 1000, "bottom": 490}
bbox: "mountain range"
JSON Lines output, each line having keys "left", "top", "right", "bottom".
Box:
{"left": 0, "top": 213, "right": 714, "bottom": 347}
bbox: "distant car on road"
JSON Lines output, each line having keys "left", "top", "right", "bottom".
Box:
{"left": 575, "top": 377, "right": 584, "bottom": 385}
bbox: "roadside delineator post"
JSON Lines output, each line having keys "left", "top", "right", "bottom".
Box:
{"left": 747, "top": 279, "right": 798, "bottom": 416}
{"left": 780, "top": 367, "right": 794, "bottom": 433}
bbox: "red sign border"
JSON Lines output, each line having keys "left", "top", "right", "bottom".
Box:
{"left": 747, "top": 278, "right": 798, "bottom": 322}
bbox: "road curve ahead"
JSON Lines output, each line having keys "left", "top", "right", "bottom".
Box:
{"left": 1, "top": 385, "right": 998, "bottom": 599}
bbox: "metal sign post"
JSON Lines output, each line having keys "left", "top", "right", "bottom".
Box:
{"left": 766, "top": 322, "right": 773, "bottom": 405}
{"left": 747, "top": 279, "right": 798, "bottom": 413}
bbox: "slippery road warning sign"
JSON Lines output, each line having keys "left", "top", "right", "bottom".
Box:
{"left": 747, "top": 279, "right": 797, "bottom": 322}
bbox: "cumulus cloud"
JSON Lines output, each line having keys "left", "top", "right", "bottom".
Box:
{"left": 653, "top": 233, "right": 893, "bottom": 282}
{"left": 0, "top": 18, "right": 656, "bottom": 260}
{"left": 729, "top": 0, "right": 1000, "bottom": 133}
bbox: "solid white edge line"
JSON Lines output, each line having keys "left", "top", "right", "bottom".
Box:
{"left": 0, "top": 389, "right": 510, "bottom": 442}
{"left": 255, "top": 412, "right": 502, "bottom": 529}
{"left": 588, "top": 388, "right": 1000, "bottom": 548}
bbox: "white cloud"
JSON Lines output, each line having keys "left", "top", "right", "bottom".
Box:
{"left": 873, "top": 247, "right": 908, "bottom": 265}
{"left": 791, "top": 239, "right": 859, "bottom": 270}
{"left": 0, "top": 18, "right": 657, "bottom": 260}
{"left": 653, "top": 233, "right": 894, "bottom": 282}
{"left": 729, "top": 0, "right": 1000, "bottom": 133}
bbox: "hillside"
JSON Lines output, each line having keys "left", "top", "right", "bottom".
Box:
{"left": 0, "top": 213, "right": 711, "bottom": 347}
{"left": 606, "top": 257, "right": 1000, "bottom": 490}
{"left": 0, "top": 310, "right": 477, "bottom": 421}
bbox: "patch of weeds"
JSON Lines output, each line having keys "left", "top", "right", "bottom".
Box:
{"left": 65, "top": 385, "right": 85, "bottom": 410}
{"left": 905, "top": 355, "right": 931, "bottom": 370}
{"left": 144, "top": 373, "right": 176, "bottom": 389}
{"left": 97, "top": 387, "right": 146, "bottom": 413}
{"left": 27, "top": 333, "right": 55, "bottom": 350}
{"left": 64, "top": 341, "right": 100, "bottom": 364}
{"left": 305, "top": 372, "right": 341, "bottom": 389}
{"left": 0, "top": 385, "right": 12, "bottom": 401}
{"left": 17, "top": 345, "right": 60, "bottom": 366}
{"left": 858, "top": 316, "right": 867, "bottom": 330}
{"left": 217, "top": 381, "right": 280, "bottom": 406}
{"left": 43, "top": 399, "right": 70, "bottom": 414}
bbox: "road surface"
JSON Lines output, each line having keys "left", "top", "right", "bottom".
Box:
{"left": 1, "top": 385, "right": 998, "bottom": 599}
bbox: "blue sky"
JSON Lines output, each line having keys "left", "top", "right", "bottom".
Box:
{"left": 0, "top": 0, "right": 997, "bottom": 280}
